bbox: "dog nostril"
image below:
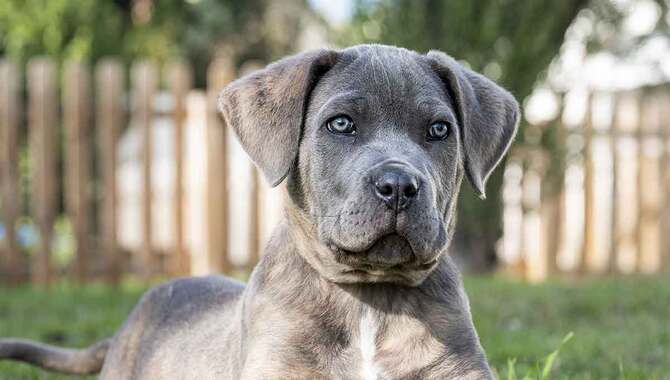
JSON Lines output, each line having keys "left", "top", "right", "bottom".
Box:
{"left": 397, "top": 172, "right": 419, "bottom": 201}
{"left": 375, "top": 182, "right": 394, "bottom": 197}
{"left": 403, "top": 186, "right": 416, "bottom": 198}
{"left": 401, "top": 179, "right": 419, "bottom": 198}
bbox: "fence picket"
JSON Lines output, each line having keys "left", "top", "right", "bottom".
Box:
{"left": 637, "top": 95, "right": 663, "bottom": 273}
{"left": 96, "top": 59, "right": 124, "bottom": 283}
{"left": 64, "top": 61, "right": 93, "bottom": 283}
{"left": 203, "top": 57, "right": 235, "bottom": 274}
{"left": 581, "top": 93, "right": 596, "bottom": 273}
{"left": 662, "top": 93, "right": 670, "bottom": 272}
{"left": 542, "top": 94, "right": 566, "bottom": 276}
{"left": 0, "top": 60, "right": 23, "bottom": 283}
{"left": 28, "top": 58, "right": 58, "bottom": 286}
{"left": 167, "top": 59, "right": 192, "bottom": 276}
{"left": 132, "top": 61, "right": 158, "bottom": 279}
{"left": 608, "top": 94, "right": 620, "bottom": 274}
{"left": 615, "top": 94, "right": 641, "bottom": 273}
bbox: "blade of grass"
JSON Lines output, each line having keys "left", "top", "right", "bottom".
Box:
{"left": 540, "top": 332, "right": 574, "bottom": 379}
{"left": 507, "top": 358, "right": 517, "bottom": 380}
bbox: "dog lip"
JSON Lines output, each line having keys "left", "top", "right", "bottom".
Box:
{"left": 327, "top": 239, "right": 374, "bottom": 255}
{"left": 327, "top": 232, "right": 409, "bottom": 255}
{"left": 329, "top": 233, "right": 441, "bottom": 276}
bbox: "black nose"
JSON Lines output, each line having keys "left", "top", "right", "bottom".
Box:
{"left": 374, "top": 169, "right": 420, "bottom": 211}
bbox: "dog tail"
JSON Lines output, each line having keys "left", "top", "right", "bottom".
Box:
{"left": 0, "top": 337, "right": 110, "bottom": 375}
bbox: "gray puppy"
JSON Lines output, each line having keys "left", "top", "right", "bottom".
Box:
{"left": 0, "top": 44, "right": 518, "bottom": 379}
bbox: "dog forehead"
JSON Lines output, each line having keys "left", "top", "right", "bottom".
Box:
{"left": 316, "top": 45, "right": 445, "bottom": 104}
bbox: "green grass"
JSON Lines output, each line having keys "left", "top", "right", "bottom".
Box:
{"left": 1, "top": 275, "right": 669, "bottom": 379}
{"left": 0, "top": 282, "right": 146, "bottom": 380}
{"left": 467, "top": 275, "right": 670, "bottom": 379}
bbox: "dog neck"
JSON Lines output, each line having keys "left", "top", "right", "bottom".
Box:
{"left": 244, "top": 211, "right": 488, "bottom": 379}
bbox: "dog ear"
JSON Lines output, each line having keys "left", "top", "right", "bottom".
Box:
{"left": 427, "top": 51, "right": 519, "bottom": 199}
{"left": 218, "top": 49, "right": 339, "bottom": 186}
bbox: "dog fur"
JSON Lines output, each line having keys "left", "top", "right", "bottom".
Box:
{"left": 0, "top": 44, "right": 518, "bottom": 379}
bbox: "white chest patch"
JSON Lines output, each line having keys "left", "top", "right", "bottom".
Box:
{"left": 359, "top": 311, "right": 382, "bottom": 380}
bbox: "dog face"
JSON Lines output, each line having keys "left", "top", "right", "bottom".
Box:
{"left": 220, "top": 45, "right": 518, "bottom": 286}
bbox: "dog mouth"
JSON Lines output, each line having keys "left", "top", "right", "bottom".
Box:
{"left": 329, "top": 233, "right": 438, "bottom": 274}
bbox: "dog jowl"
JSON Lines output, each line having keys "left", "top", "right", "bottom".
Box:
{"left": 220, "top": 45, "right": 518, "bottom": 286}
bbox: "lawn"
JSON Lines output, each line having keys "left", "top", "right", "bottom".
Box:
{"left": 467, "top": 275, "right": 670, "bottom": 379}
{"left": 0, "top": 275, "right": 668, "bottom": 379}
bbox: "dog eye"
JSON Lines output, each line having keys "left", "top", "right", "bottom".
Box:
{"left": 326, "top": 115, "right": 356, "bottom": 135}
{"left": 427, "top": 121, "right": 451, "bottom": 141}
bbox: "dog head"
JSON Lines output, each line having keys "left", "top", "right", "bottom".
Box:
{"left": 219, "top": 45, "right": 518, "bottom": 286}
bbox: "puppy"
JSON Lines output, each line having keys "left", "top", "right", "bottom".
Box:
{"left": 0, "top": 44, "right": 518, "bottom": 379}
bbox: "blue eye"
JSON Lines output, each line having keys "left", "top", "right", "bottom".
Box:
{"left": 427, "top": 121, "right": 451, "bottom": 141}
{"left": 326, "top": 115, "right": 356, "bottom": 135}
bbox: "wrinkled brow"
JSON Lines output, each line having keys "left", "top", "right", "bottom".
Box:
{"left": 315, "top": 91, "right": 369, "bottom": 118}
{"left": 416, "top": 96, "right": 458, "bottom": 124}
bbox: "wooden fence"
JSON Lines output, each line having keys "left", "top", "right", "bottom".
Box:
{"left": 2, "top": 57, "right": 669, "bottom": 286}
{"left": 0, "top": 56, "right": 284, "bottom": 286}
{"left": 501, "top": 86, "right": 670, "bottom": 281}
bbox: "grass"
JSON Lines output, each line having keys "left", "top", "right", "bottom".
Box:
{"left": 0, "top": 275, "right": 669, "bottom": 379}
{"left": 0, "top": 282, "right": 146, "bottom": 380}
{"left": 467, "top": 275, "right": 670, "bottom": 379}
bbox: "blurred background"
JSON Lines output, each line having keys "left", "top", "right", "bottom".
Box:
{"left": 1, "top": 0, "right": 670, "bottom": 378}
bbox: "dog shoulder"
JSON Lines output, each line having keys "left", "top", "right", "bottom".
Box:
{"left": 137, "top": 276, "right": 245, "bottom": 324}
{"left": 101, "top": 276, "right": 245, "bottom": 378}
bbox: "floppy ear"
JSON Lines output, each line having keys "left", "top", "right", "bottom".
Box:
{"left": 427, "top": 51, "right": 520, "bottom": 198}
{"left": 218, "top": 49, "right": 339, "bottom": 186}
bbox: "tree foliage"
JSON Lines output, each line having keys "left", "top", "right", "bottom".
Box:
{"left": 0, "top": 0, "right": 308, "bottom": 85}
{"left": 0, "top": 0, "right": 125, "bottom": 63}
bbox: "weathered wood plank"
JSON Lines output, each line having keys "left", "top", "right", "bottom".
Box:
{"left": 613, "top": 93, "right": 640, "bottom": 273}
{"left": 132, "top": 60, "right": 158, "bottom": 279}
{"left": 661, "top": 93, "right": 670, "bottom": 272}
{"left": 64, "top": 61, "right": 93, "bottom": 283}
{"left": 637, "top": 95, "right": 663, "bottom": 273}
{"left": 0, "top": 60, "right": 23, "bottom": 283}
{"left": 28, "top": 58, "right": 58, "bottom": 287}
{"left": 581, "top": 93, "right": 596, "bottom": 273}
{"left": 654, "top": 92, "right": 668, "bottom": 273}
{"left": 608, "top": 94, "right": 620, "bottom": 274}
{"left": 204, "top": 57, "right": 235, "bottom": 274}
{"left": 167, "top": 59, "right": 192, "bottom": 276}
{"left": 96, "top": 59, "right": 124, "bottom": 283}
{"left": 522, "top": 156, "right": 545, "bottom": 282}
